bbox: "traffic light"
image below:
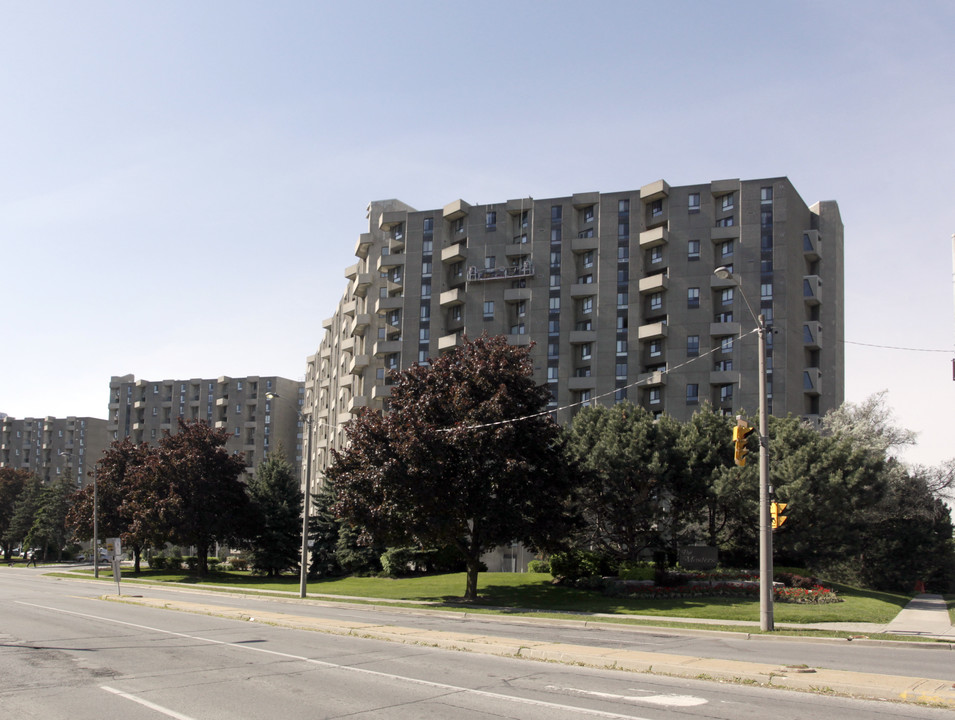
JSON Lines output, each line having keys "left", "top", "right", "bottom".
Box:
{"left": 771, "top": 502, "right": 788, "bottom": 529}
{"left": 733, "top": 419, "right": 754, "bottom": 466}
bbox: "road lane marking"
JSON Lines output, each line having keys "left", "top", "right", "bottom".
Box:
{"left": 546, "top": 685, "right": 707, "bottom": 707}
{"left": 18, "top": 601, "right": 657, "bottom": 720}
{"left": 101, "top": 685, "right": 199, "bottom": 720}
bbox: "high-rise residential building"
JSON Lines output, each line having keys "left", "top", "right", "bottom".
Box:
{"left": 1, "top": 415, "right": 109, "bottom": 486}
{"left": 303, "top": 177, "right": 844, "bottom": 492}
{"left": 107, "top": 374, "right": 304, "bottom": 475}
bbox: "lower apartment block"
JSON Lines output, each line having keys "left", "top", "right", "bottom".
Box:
{"left": 0, "top": 415, "right": 109, "bottom": 487}
{"left": 108, "top": 374, "right": 305, "bottom": 475}
{"left": 304, "top": 177, "right": 843, "bottom": 496}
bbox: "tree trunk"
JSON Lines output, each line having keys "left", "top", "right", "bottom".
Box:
{"left": 133, "top": 545, "right": 141, "bottom": 573}
{"left": 464, "top": 555, "right": 480, "bottom": 601}
{"left": 196, "top": 542, "right": 209, "bottom": 576}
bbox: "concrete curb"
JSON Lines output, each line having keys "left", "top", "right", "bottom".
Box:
{"left": 106, "top": 595, "right": 955, "bottom": 708}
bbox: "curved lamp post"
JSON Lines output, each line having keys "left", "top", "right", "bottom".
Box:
{"left": 714, "top": 265, "right": 774, "bottom": 632}
{"left": 266, "top": 392, "right": 313, "bottom": 598}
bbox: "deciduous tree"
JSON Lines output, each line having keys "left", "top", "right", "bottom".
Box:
{"left": 0, "top": 468, "right": 31, "bottom": 562}
{"left": 329, "top": 334, "right": 580, "bottom": 600}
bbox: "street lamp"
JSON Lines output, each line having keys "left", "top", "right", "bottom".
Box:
{"left": 60, "top": 451, "right": 99, "bottom": 578}
{"left": 266, "top": 392, "right": 313, "bottom": 598}
{"left": 714, "top": 265, "right": 774, "bottom": 632}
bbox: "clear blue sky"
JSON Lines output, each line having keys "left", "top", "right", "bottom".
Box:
{"left": 1, "top": 1, "right": 952, "bottom": 467}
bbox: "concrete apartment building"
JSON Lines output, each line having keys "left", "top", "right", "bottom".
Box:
{"left": 108, "top": 374, "right": 305, "bottom": 475}
{"left": 0, "top": 415, "right": 109, "bottom": 487}
{"left": 303, "top": 177, "right": 844, "bottom": 498}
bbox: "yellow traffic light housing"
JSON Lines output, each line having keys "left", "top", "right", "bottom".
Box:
{"left": 771, "top": 502, "right": 788, "bottom": 529}
{"left": 733, "top": 419, "right": 755, "bottom": 466}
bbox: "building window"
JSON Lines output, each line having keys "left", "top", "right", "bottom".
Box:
{"left": 581, "top": 343, "right": 592, "bottom": 360}
{"left": 419, "top": 328, "right": 430, "bottom": 341}
{"left": 761, "top": 187, "right": 773, "bottom": 204}
{"left": 484, "top": 256, "right": 496, "bottom": 270}
{"left": 451, "top": 305, "right": 462, "bottom": 322}
{"left": 549, "top": 296, "right": 561, "bottom": 311}
{"left": 421, "top": 282, "right": 431, "bottom": 299}
{"left": 577, "top": 273, "right": 593, "bottom": 284}
{"left": 579, "top": 390, "right": 592, "bottom": 406}
{"left": 486, "top": 210, "right": 496, "bottom": 230}
{"left": 550, "top": 274, "right": 561, "bottom": 288}
{"left": 617, "top": 292, "right": 628, "bottom": 309}
{"left": 510, "top": 323, "right": 525, "bottom": 335}
{"left": 548, "top": 342, "right": 559, "bottom": 358}
{"left": 761, "top": 283, "right": 773, "bottom": 300}
{"left": 686, "top": 383, "right": 699, "bottom": 404}
{"left": 615, "top": 362, "right": 627, "bottom": 379}
{"left": 649, "top": 388, "right": 661, "bottom": 405}
{"left": 721, "top": 193, "right": 734, "bottom": 211}
{"left": 687, "top": 240, "right": 701, "bottom": 260}
{"left": 716, "top": 216, "right": 734, "bottom": 227}
{"left": 650, "top": 199, "right": 663, "bottom": 218}
{"left": 616, "top": 339, "right": 627, "bottom": 356}
{"left": 583, "top": 206, "right": 594, "bottom": 223}
{"left": 687, "top": 335, "right": 700, "bottom": 357}
{"left": 582, "top": 250, "right": 594, "bottom": 268}
{"left": 720, "top": 384, "right": 733, "bottom": 403}
{"left": 453, "top": 218, "right": 465, "bottom": 234}
{"left": 547, "top": 367, "right": 558, "bottom": 381}
{"left": 483, "top": 301, "right": 494, "bottom": 319}
{"left": 580, "top": 297, "right": 593, "bottom": 314}
{"left": 649, "top": 340, "right": 662, "bottom": 357}
{"left": 548, "top": 319, "right": 560, "bottom": 333}
{"left": 721, "top": 288, "right": 734, "bottom": 305}
{"left": 516, "top": 300, "right": 526, "bottom": 316}
{"left": 420, "top": 304, "right": 431, "bottom": 320}
{"left": 617, "top": 246, "right": 629, "bottom": 261}
{"left": 550, "top": 251, "right": 561, "bottom": 268}
{"left": 648, "top": 246, "right": 663, "bottom": 264}
{"left": 721, "top": 336, "right": 734, "bottom": 353}
{"left": 719, "top": 240, "right": 733, "bottom": 258}
{"left": 687, "top": 287, "right": 700, "bottom": 308}
{"left": 688, "top": 193, "right": 700, "bottom": 212}
{"left": 649, "top": 293, "right": 662, "bottom": 311}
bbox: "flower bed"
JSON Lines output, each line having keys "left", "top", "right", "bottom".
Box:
{"left": 602, "top": 572, "right": 842, "bottom": 604}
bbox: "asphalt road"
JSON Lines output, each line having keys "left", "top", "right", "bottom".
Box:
{"left": 1, "top": 570, "right": 952, "bottom": 720}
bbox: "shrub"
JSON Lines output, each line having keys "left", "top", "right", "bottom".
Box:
{"left": 148, "top": 556, "right": 167, "bottom": 570}
{"left": 207, "top": 557, "right": 220, "bottom": 572}
{"left": 380, "top": 547, "right": 419, "bottom": 577}
{"left": 618, "top": 565, "right": 654, "bottom": 581}
{"left": 549, "top": 549, "right": 615, "bottom": 581}
{"left": 228, "top": 556, "right": 249, "bottom": 572}
{"left": 184, "top": 556, "right": 199, "bottom": 572}
{"left": 527, "top": 559, "right": 550, "bottom": 574}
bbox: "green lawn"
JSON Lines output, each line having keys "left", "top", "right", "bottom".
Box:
{"left": 70, "top": 568, "right": 913, "bottom": 626}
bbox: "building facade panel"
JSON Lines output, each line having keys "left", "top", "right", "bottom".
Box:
{"left": 0, "top": 415, "right": 109, "bottom": 487}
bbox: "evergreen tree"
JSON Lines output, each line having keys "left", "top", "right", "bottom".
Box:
{"left": 246, "top": 451, "right": 302, "bottom": 577}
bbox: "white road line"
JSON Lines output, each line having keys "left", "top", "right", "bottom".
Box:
{"left": 546, "top": 685, "right": 708, "bottom": 707}
{"left": 18, "top": 601, "right": 657, "bottom": 720}
{"left": 101, "top": 685, "right": 199, "bottom": 720}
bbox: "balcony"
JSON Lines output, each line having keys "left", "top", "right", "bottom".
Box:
{"left": 503, "top": 287, "right": 531, "bottom": 302}
{"left": 378, "top": 210, "right": 406, "bottom": 232}
{"left": 340, "top": 336, "right": 355, "bottom": 354}
{"left": 638, "top": 273, "right": 669, "bottom": 294}
{"left": 709, "top": 370, "right": 741, "bottom": 386}
{"left": 638, "top": 226, "right": 668, "bottom": 249}
{"left": 341, "top": 299, "right": 357, "bottom": 317}
{"left": 439, "top": 288, "right": 465, "bottom": 307}
{"left": 637, "top": 322, "right": 668, "bottom": 341}
{"left": 803, "top": 367, "right": 822, "bottom": 396}
{"left": 506, "top": 334, "right": 531, "bottom": 346}
{"left": 639, "top": 179, "right": 670, "bottom": 202}
{"left": 377, "top": 253, "right": 406, "bottom": 272}
{"left": 442, "top": 199, "right": 470, "bottom": 221}
{"left": 568, "top": 376, "right": 596, "bottom": 391}
{"left": 710, "top": 321, "right": 740, "bottom": 337}
{"left": 570, "top": 282, "right": 598, "bottom": 298}
{"left": 349, "top": 354, "right": 370, "bottom": 375}
{"left": 803, "top": 230, "right": 821, "bottom": 261}
{"left": 354, "top": 233, "right": 373, "bottom": 259}
{"left": 504, "top": 243, "right": 530, "bottom": 259}
{"left": 569, "top": 330, "right": 597, "bottom": 344}
{"left": 371, "top": 384, "right": 393, "bottom": 400}
{"left": 804, "top": 275, "right": 822, "bottom": 305}
{"left": 710, "top": 273, "right": 736, "bottom": 290}
{"left": 638, "top": 370, "right": 667, "bottom": 387}
{"left": 571, "top": 235, "right": 599, "bottom": 253}
{"left": 375, "top": 295, "right": 404, "bottom": 315}
{"left": 803, "top": 321, "right": 823, "bottom": 349}
{"left": 351, "top": 273, "right": 373, "bottom": 298}
{"left": 321, "top": 315, "right": 335, "bottom": 331}
{"left": 352, "top": 313, "right": 371, "bottom": 335}
{"left": 710, "top": 225, "right": 739, "bottom": 241}
{"left": 441, "top": 242, "right": 467, "bottom": 263}
{"left": 348, "top": 395, "right": 369, "bottom": 413}
{"left": 344, "top": 262, "right": 359, "bottom": 281}
{"left": 438, "top": 332, "right": 462, "bottom": 351}
{"left": 373, "top": 339, "right": 402, "bottom": 357}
